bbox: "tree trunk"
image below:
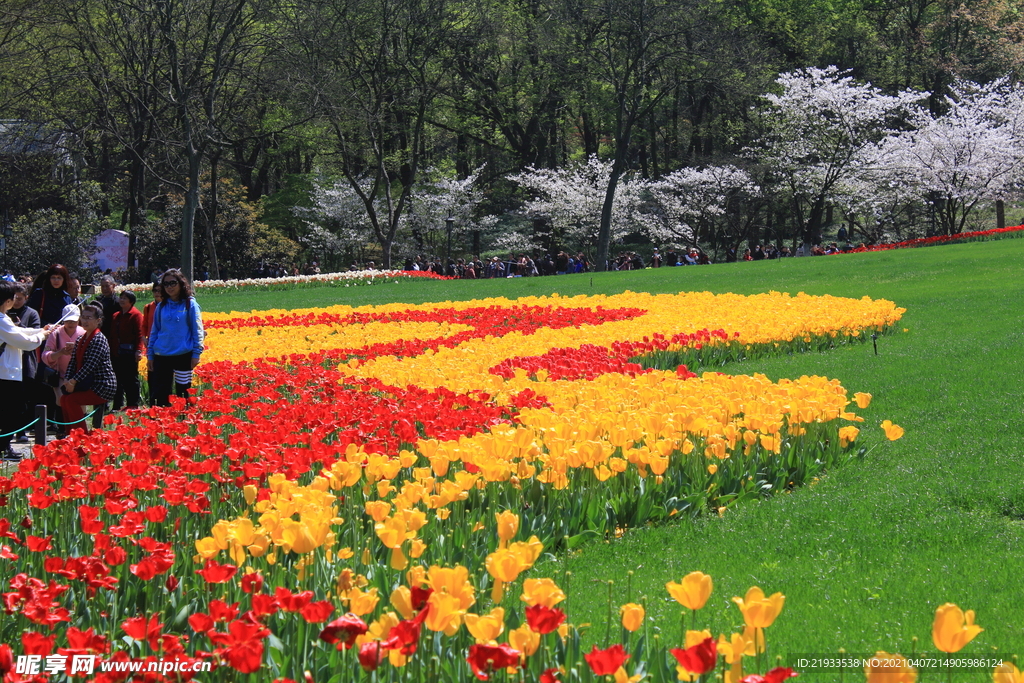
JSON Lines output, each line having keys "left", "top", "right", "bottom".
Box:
{"left": 596, "top": 135, "right": 630, "bottom": 272}
{"left": 204, "top": 152, "right": 221, "bottom": 280}
{"left": 996, "top": 199, "right": 1005, "bottom": 230}
{"left": 126, "top": 155, "right": 146, "bottom": 269}
{"left": 180, "top": 143, "right": 200, "bottom": 281}
{"left": 805, "top": 194, "right": 826, "bottom": 245}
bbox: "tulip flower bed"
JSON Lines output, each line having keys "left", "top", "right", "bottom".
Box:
{"left": 842, "top": 223, "right": 1024, "bottom": 255}
{"left": 0, "top": 289, "right": 958, "bottom": 683}
{"left": 116, "top": 269, "right": 451, "bottom": 297}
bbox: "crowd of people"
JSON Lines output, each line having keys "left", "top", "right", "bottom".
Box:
{"left": 0, "top": 264, "right": 205, "bottom": 461}
{"left": 399, "top": 247, "right": 717, "bottom": 278}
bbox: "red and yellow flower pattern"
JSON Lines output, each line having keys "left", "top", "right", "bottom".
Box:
{"left": 0, "top": 289, "right": 939, "bottom": 682}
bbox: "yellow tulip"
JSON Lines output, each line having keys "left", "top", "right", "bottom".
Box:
{"left": 390, "top": 586, "right": 414, "bottom": 620}
{"left": 864, "top": 651, "right": 916, "bottom": 683}
{"left": 346, "top": 587, "right": 380, "bottom": 616}
{"left": 620, "top": 603, "right": 644, "bottom": 632}
{"left": 485, "top": 548, "right": 527, "bottom": 583}
{"left": 718, "top": 631, "right": 754, "bottom": 683}
{"left": 375, "top": 516, "right": 407, "bottom": 549}
{"left": 195, "top": 537, "right": 221, "bottom": 560}
{"left": 838, "top": 425, "right": 860, "bottom": 447}
{"left": 496, "top": 510, "right": 519, "bottom": 547}
{"left": 464, "top": 607, "right": 505, "bottom": 642}
{"left": 426, "top": 565, "right": 476, "bottom": 610}
{"left": 932, "top": 603, "right": 982, "bottom": 653}
{"left": 243, "top": 485, "right": 257, "bottom": 506}
{"left": 507, "top": 623, "right": 540, "bottom": 657}
{"left": 365, "top": 501, "right": 392, "bottom": 522}
{"left": 854, "top": 392, "right": 872, "bottom": 409}
{"left": 717, "top": 631, "right": 754, "bottom": 663}
{"left": 666, "top": 571, "right": 713, "bottom": 610}
{"left": 881, "top": 420, "right": 905, "bottom": 441}
{"left": 246, "top": 535, "right": 270, "bottom": 558}
{"left": 994, "top": 662, "right": 1024, "bottom": 683}
{"left": 732, "top": 586, "right": 784, "bottom": 629}
{"left": 424, "top": 592, "right": 464, "bottom": 635}
{"left": 614, "top": 666, "right": 643, "bottom": 683}
{"left": 521, "top": 578, "right": 566, "bottom": 607}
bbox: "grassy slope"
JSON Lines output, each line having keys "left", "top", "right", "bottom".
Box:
{"left": 202, "top": 239, "right": 1024, "bottom": 670}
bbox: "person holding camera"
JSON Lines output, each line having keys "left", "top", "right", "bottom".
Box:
{"left": 1, "top": 281, "right": 51, "bottom": 459}
{"left": 41, "top": 304, "right": 85, "bottom": 433}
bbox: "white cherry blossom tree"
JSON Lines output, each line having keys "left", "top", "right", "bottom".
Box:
{"left": 872, "top": 77, "right": 1024, "bottom": 235}
{"left": 752, "top": 66, "right": 924, "bottom": 245}
{"left": 507, "top": 156, "right": 646, "bottom": 258}
{"left": 641, "top": 165, "right": 760, "bottom": 248}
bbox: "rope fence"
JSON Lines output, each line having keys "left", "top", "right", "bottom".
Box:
{"left": 0, "top": 418, "right": 39, "bottom": 439}
{"left": 2, "top": 406, "right": 102, "bottom": 453}
{"left": 46, "top": 410, "right": 99, "bottom": 427}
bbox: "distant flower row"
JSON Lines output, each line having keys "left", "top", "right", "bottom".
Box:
{"left": 115, "top": 269, "right": 451, "bottom": 295}
{"left": 844, "top": 224, "right": 1024, "bottom": 254}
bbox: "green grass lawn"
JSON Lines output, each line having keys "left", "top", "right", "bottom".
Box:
{"left": 200, "top": 238, "right": 1024, "bottom": 678}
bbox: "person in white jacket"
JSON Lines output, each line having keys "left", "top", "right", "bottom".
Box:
{"left": 1, "top": 280, "right": 51, "bottom": 460}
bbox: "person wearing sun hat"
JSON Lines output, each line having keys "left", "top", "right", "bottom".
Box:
{"left": 41, "top": 304, "right": 86, "bottom": 430}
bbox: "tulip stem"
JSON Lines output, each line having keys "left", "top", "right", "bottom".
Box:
{"left": 605, "top": 580, "right": 614, "bottom": 646}
{"left": 755, "top": 628, "right": 761, "bottom": 675}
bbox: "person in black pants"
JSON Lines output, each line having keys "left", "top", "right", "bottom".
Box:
{"left": 9, "top": 283, "right": 42, "bottom": 443}
{"left": 146, "top": 270, "right": 205, "bottom": 407}
{"left": 0, "top": 281, "right": 51, "bottom": 460}
{"left": 110, "top": 290, "right": 144, "bottom": 410}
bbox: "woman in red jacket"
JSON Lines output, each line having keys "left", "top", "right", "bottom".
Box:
{"left": 110, "top": 290, "right": 144, "bottom": 410}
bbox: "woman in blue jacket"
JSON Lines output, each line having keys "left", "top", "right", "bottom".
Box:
{"left": 146, "top": 269, "right": 204, "bottom": 407}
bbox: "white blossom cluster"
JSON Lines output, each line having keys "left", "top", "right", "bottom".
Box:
{"left": 295, "top": 69, "right": 1024, "bottom": 258}
{"left": 116, "top": 269, "right": 419, "bottom": 293}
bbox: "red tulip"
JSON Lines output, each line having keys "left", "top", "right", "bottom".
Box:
{"left": 25, "top": 535, "right": 52, "bottom": 552}
{"left": 540, "top": 668, "right": 560, "bottom": 683}
{"left": 241, "top": 572, "right": 264, "bottom": 594}
{"left": 0, "top": 643, "right": 13, "bottom": 677}
{"left": 357, "top": 641, "right": 384, "bottom": 671}
{"left": 21, "top": 631, "right": 55, "bottom": 656}
{"left": 319, "top": 614, "right": 368, "bottom": 650}
{"left": 383, "top": 618, "right": 422, "bottom": 656}
{"left": 196, "top": 560, "right": 238, "bottom": 584}
{"left": 740, "top": 667, "right": 799, "bottom": 683}
{"left": 670, "top": 636, "right": 718, "bottom": 675}
{"left": 188, "top": 613, "right": 216, "bottom": 633}
{"left": 466, "top": 643, "right": 521, "bottom": 681}
{"left": 410, "top": 585, "right": 433, "bottom": 611}
{"left": 209, "top": 599, "right": 240, "bottom": 623}
{"left": 301, "top": 600, "right": 335, "bottom": 624}
{"left": 121, "top": 614, "right": 163, "bottom": 650}
{"left": 584, "top": 644, "right": 630, "bottom": 676}
{"left": 525, "top": 604, "right": 566, "bottom": 634}
{"left": 208, "top": 620, "right": 270, "bottom": 674}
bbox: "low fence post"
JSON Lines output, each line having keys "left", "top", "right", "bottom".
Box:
{"left": 34, "top": 404, "right": 47, "bottom": 447}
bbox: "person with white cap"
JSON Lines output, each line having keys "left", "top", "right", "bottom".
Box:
{"left": 41, "top": 304, "right": 86, "bottom": 430}
{"left": 0, "top": 281, "right": 51, "bottom": 460}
